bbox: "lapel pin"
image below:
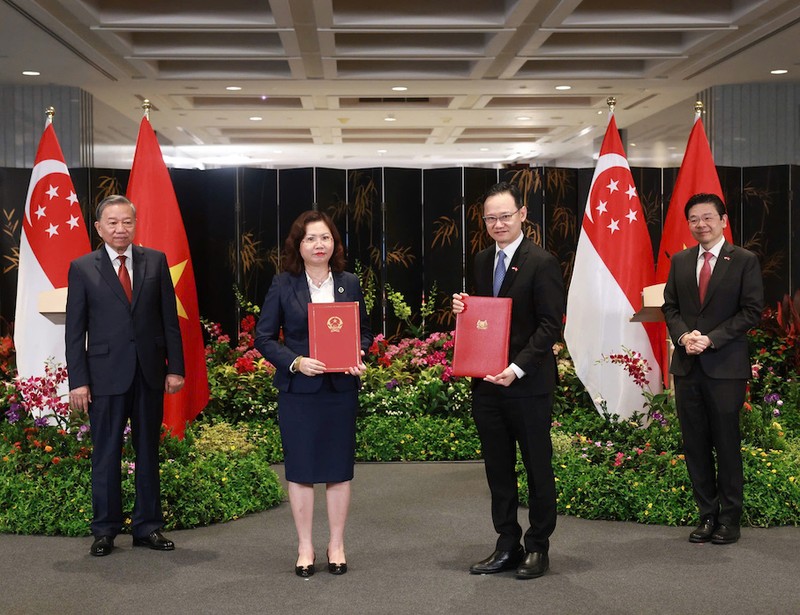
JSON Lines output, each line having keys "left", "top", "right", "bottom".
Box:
{"left": 723, "top": 256, "right": 731, "bottom": 261}
{"left": 338, "top": 286, "right": 344, "bottom": 294}
{"left": 511, "top": 266, "right": 518, "bottom": 272}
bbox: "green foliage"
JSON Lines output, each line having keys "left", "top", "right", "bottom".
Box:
{"left": 0, "top": 419, "right": 284, "bottom": 536}
{"left": 384, "top": 281, "right": 438, "bottom": 339}
{"left": 355, "top": 414, "right": 481, "bottom": 461}
{"left": 3, "top": 303, "right": 800, "bottom": 534}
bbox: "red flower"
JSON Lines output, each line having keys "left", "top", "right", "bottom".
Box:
{"left": 234, "top": 356, "right": 256, "bottom": 374}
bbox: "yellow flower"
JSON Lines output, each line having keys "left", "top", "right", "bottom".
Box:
{"left": 790, "top": 476, "right": 796, "bottom": 483}
{"left": 647, "top": 502, "right": 653, "bottom": 509}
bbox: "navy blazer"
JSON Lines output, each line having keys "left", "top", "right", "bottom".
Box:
{"left": 663, "top": 241, "right": 763, "bottom": 379}
{"left": 254, "top": 271, "right": 373, "bottom": 393}
{"left": 472, "top": 237, "right": 565, "bottom": 398}
{"left": 65, "top": 245, "right": 185, "bottom": 396}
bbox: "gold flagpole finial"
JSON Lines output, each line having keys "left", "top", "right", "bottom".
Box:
{"left": 142, "top": 99, "right": 152, "bottom": 120}
{"left": 694, "top": 100, "right": 704, "bottom": 117}
{"left": 606, "top": 97, "right": 616, "bottom": 113}
{"left": 46, "top": 106, "right": 55, "bottom": 121}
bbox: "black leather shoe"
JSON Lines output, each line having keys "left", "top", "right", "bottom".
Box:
{"left": 516, "top": 551, "right": 549, "bottom": 579}
{"left": 296, "top": 556, "right": 316, "bottom": 578}
{"left": 90, "top": 535, "right": 114, "bottom": 557}
{"left": 327, "top": 550, "right": 347, "bottom": 575}
{"left": 711, "top": 524, "right": 740, "bottom": 545}
{"left": 132, "top": 530, "right": 175, "bottom": 551}
{"left": 689, "top": 517, "right": 717, "bottom": 543}
{"left": 469, "top": 546, "right": 524, "bottom": 574}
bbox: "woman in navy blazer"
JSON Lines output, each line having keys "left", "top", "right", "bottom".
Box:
{"left": 255, "top": 210, "right": 372, "bottom": 577}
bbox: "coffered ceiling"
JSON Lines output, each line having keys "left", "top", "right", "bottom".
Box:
{"left": 2, "top": 0, "right": 799, "bottom": 169}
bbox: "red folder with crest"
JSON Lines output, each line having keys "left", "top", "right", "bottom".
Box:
{"left": 452, "top": 296, "right": 512, "bottom": 378}
{"left": 308, "top": 302, "right": 361, "bottom": 372}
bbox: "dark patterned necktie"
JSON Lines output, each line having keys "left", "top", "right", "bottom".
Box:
{"left": 493, "top": 251, "right": 506, "bottom": 297}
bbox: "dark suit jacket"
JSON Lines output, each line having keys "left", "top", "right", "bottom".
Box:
{"left": 65, "top": 245, "right": 185, "bottom": 396}
{"left": 662, "top": 241, "right": 763, "bottom": 379}
{"left": 472, "top": 237, "right": 565, "bottom": 398}
{"left": 254, "top": 271, "right": 373, "bottom": 394}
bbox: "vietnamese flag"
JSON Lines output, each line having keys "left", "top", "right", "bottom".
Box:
{"left": 655, "top": 115, "right": 734, "bottom": 283}
{"left": 127, "top": 115, "right": 209, "bottom": 436}
{"left": 564, "top": 113, "right": 662, "bottom": 420}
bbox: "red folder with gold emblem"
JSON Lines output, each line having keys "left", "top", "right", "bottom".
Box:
{"left": 452, "top": 296, "right": 512, "bottom": 378}
{"left": 308, "top": 302, "right": 361, "bottom": 372}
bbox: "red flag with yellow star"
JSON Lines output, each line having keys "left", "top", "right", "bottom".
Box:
{"left": 127, "top": 115, "right": 209, "bottom": 436}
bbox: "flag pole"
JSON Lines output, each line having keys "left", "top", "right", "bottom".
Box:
{"left": 45, "top": 106, "right": 54, "bottom": 125}
{"left": 694, "top": 100, "right": 703, "bottom": 122}
{"left": 142, "top": 99, "right": 151, "bottom": 120}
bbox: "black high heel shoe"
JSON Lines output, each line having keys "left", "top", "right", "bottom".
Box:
{"left": 295, "top": 555, "right": 316, "bottom": 578}
{"left": 327, "top": 550, "right": 348, "bottom": 575}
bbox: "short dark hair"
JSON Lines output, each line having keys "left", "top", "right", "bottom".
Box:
{"left": 96, "top": 195, "right": 136, "bottom": 220}
{"left": 282, "top": 210, "right": 346, "bottom": 275}
{"left": 482, "top": 181, "right": 522, "bottom": 210}
{"left": 684, "top": 193, "right": 726, "bottom": 219}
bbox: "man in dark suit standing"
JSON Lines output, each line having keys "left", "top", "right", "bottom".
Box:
{"left": 66, "top": 195, "right": 185, "bottom": 556}
{"left": 663, "top": 193, "right": 763, "bottom": 545}
{"left": 453, "top": 181, "right": 564, "bottom": 579}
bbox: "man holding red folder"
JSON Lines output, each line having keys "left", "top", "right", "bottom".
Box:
{"left": 453, "top": 181, "right": 564, "bottom": 579}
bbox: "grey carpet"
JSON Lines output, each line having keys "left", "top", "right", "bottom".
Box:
{"left": 1, "top": 461, "right": 798, "bottom": 615}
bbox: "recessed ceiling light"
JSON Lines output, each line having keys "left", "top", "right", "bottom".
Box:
{"left": 249, "top": 116, "right": 263, "bottom": 121}
{"left": 630, "top": 143, "right": 637, "bottom": 147}
{"left": 226, "top": 86, "right": 242, "bottom": 91}
{"left": 555, "top": 85, "right": 571, "bottom": 91}
{"left": 480, "top": 147, "right": 489, "bottom": 151}
{"left": 377, "top": 149, "right": 387, "bottom": 153}
{"left": 384, "top": 115, "right": 396, "bottom": 122}
{"left": 391, "top": 86, "right": 408, "bottom": 92}
{"left": 770, "top": 69, "right": 788, "bottom": 75}
{"left": 597, "top": 110, "right": 603, "bottom": 115}
{"left": 22, "top": 70, "right": 40, "bottom": 76}
{"left": 516, "top": 116, "right": 531, "bottom": 121}
{"left": 261, "top": 95, "right": 268, "bottom": 100}
{"left": 273, "top": 149, "right": 282, "bottom": 154}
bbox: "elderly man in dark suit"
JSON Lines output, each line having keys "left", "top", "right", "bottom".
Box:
{"left": 66, "top": 194, "right": 185, "bottom": 556}
{"left": 453, "top": 181, "right": 565, "bottom": 579}
{"left": 663, "top": 192, "right": 763, "bottom": 545}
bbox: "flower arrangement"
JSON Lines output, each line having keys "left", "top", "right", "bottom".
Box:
{"left": 2, "top": 295, "right": 799, "bottom": 533}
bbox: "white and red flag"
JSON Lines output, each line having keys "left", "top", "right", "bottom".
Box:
{"left": 564, "top": 113, "right": 661, "bottom": 419}
{"left": 14, "top": 116, "right": 91, "bottom": 381}
{"left": 655, "top": 113, "right": 733, "bottom": 283}
{"left": 127, "top": 114, "right": 209, "bottom": 437}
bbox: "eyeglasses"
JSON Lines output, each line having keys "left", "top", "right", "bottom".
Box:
{"left": 482, "top": 211, "right": 519, "bottom": 226}
{"left": 688, "top": 214, "right": 721, "bottom": 226}
{"left": 302, "top": 234, "right": 333, "bottom": 244}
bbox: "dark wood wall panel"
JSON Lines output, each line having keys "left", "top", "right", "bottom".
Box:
{"left": 240, "top": 168, "right": 278, "bottom": 309}
{"left": 741, "top": 166, "right": 791, "bottom": 307}
{"left": 171, "top": 168, "right": 237, "bottom": 335}
{"left": 383, "top": 168, "right": 422, "bottom": 339}
{"left": 347, "top": 168, "right": 383, "bottom": 334}
{"left": 2, "top": 164, "right": 797, "bottom": 340}
{"left": 423, "top": 167, "right": 465, "bottom": 332}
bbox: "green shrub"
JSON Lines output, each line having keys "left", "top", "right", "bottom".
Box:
{"left": 0, "top": 420, "right": 284, "bottom": 536}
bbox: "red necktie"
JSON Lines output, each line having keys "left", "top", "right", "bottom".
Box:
{"left": 698, "top": 251, "right": 713, "bottom": 303}
{"left": 118, "top": 255, "right": 132, "bottom": 302}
